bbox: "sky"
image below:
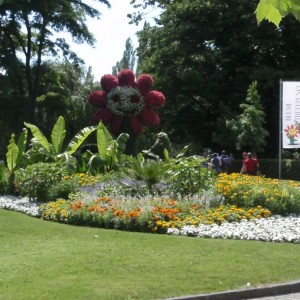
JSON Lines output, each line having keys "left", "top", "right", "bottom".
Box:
{"left": 62, "top": 0, "right": 145, "bottom": 79}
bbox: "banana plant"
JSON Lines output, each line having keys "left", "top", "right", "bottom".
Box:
{"left": 86, "top": 121, "right": 129, "bottom": 174}
{"left": 24, "top": 116, "right": 96, "bottom": 171}
{"left": 6, "top": 128, "right": 28, "bottom": 194}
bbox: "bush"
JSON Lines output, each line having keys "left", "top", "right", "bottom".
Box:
{"left": 15, "top": 162, "right": 70, "bottom": 201}
{"left": 165, "top": 156, "right": 216, "bottom": 198}
{"left": 47, "top": 176, "right": 80, "bottom": 201}
{"left": 0, "top": 161, "right": 8, "bottom": 194}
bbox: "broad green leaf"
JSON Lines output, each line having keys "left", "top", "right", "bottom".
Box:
{"left": 176, "top": 145, "right": 190, "bottom": 159}
{"left": 255, "top": 0, "right": 299, "bottom": 26}
{"left": 51, "top": 116, "right": 66, "bottom": 155}
{"left": 96, "top": 122, "right": 113, "bottom": 160}
{"left": 16, "top": 128, "right": 28, "bottom": 166}
{"left": 24, "top": 122, "right": 51, "bottom": 153}
{"left": 256, "top": 1, "right": 282, "bottom": 26}
{"left": 116, "top": 133, "right": 129, "bottom": 155}
{"left": 6, "top": 134, "right": 19, "bottom": 172}
{"left": 66, "top": 126, "right": 96, "bottom": 155}
{"left": 164, "top": 148, "right": 170, "bottom": 161}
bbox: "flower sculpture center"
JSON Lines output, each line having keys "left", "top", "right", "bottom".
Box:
{"left": 88, "top": 69, "right": 166, "bottom": 135}
{"left": 107, "top": 86, "right": 145, "bottom": 117}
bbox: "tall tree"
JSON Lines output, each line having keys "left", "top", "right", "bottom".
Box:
{"left": 0, "top": 0, "right": 110, "bottom": 123}
{"left": 226, "top": 81, "right": 269, "bottom": 154}
{"left": 133, "top": 0, "right": 300, "bottom": 157}
{"left": 112, "top": 37, "right": 136, "bottom": 76}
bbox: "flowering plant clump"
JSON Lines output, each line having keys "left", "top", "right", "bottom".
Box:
{"left": 88, "top": 69, "right": 166, "bottom": 135}
{"left": 216, "top": 173, "right": 300, "bottom": 215}
{"left": 38, "top": 196, "right": 271, "bottom": 234}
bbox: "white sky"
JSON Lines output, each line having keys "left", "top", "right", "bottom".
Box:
{"left": 67, "top": 0, "right": 144, "bottom": 79}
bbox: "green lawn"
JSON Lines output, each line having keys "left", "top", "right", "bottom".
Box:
{"left": 1, "top": 209, "right": 300, "bottom": 300}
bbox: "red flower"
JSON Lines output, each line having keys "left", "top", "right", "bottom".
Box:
{"left": 93, "top": 108, "right": 113, "bottom": 124}
{"left": 109, "top": 115, "right": 123, "bottom": 134}
{"left": 139, "top": 109, "right": 160, "bottom": 126}
{"left": 88, "top": 91, "right": 107, "bottom": 107}
{"left": 136, "top": 74, "right": 154, "bottom": 94}
{"left": 130, "top": 116, "right": 144, "bottom": 135}
{"left": 101, "top": 75, "right": 118, "bottom": 92}
{"left": 118, "top": 69, "right": 135, "bottom": 87}
{"left": 88, "top": 69, "right": 165, "bottom": 135}
{"left": 144, "top": 91, "right": 166, "bottom": 109}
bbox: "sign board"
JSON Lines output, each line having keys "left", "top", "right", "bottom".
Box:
{"left": 282, "top": 81, "right": 300, "bottom": 148}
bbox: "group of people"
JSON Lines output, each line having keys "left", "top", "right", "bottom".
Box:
{"left": 240, "top": 152, "right": 260, "bottom": 176}
{"left": 206, "top": 150, "right": 232, "bottom": 174}
{"left": 206, "top": 150, "right": 260, "bottom": 176}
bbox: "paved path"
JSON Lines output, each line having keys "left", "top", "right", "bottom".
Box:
{"left": 167, "top": 280, "right": 300, "bottom": 300}
{"left": 245, "top": 292, "right": 300, "bottom": 299}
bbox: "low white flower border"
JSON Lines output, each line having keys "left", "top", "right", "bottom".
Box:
{"left": 1, "top": 195, "right": 300, "bottom": 243}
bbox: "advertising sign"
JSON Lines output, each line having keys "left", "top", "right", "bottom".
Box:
{"left": 282, "top": 81, "right": 300, "bottom": 148}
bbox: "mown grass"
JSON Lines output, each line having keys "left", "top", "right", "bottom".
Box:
{"left": 1, "top": 209, "right": 300, "bottom": 300}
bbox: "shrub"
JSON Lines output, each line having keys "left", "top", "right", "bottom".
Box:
{"left": 0, "top": 160, "right": 8, "bottom": 194}
{"left": 47, "top": 176, "right": 80, "bottom": 202}
{"left": 165, "top": 156, "right": 216, "bottom": 198}
{"left": 15, "top": 162, "right": 69, "bottom": 201}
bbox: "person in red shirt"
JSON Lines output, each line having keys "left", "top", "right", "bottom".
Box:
{"left": 241, "top": 152, "right": 259, "bottom": 175}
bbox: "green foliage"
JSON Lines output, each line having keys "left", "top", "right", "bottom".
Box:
{"left": 15, "top": 162, "right": 69, "bottom": 201}
{"left": 0, "top": 160, "right": 8, "bottom": 194}
{"left": 135, "top": 0, "right": 300, "bottom": 157}
{"left": 112, "top": 38, "right": 136, "bottom": 76}
{"left": 47, "top": 176, "right": 80, "bottom": 201}
{"left": 256, "top": 0, "right": 300, "bottom": 27}
{"left": 5, "top": 129, "right": 28, "bottom": 194}
{"left": 128, "top": 153, "right": 166, "bottom": 195}
{"left": 86, "top": 122, "right": 129, "bottom": 174}
{"left": 226, "top": 81, "right": 269, "bottom": 153}
{"left": 25, "top": 116, "right": 96, "bottom": 170}
{"left": 165, "top": 155, "right": 215, "bottom": 197}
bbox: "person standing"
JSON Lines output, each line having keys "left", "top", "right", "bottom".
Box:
{"left": 240, "top": 152, "right": 248, "bottom": 173}
{"left": 211, "top": 153, "right": 222, "bottom": 173}
{"left": 220, "top": 150, "right": 231, "bottom": 173}
{"left": 241, "top": 152, "right": 259, "bottom": 175}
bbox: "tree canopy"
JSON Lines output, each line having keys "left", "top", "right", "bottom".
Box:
{"left": 0, "top": 0, "right": 109, "bottom": 158}
{"left": 0, "top": 0, "right": 110, "bottom": 121}
{"left": 133, "top": 0, "right": 300, "bottom": 156}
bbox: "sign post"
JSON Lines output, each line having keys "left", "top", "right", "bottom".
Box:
{"left": 280, "top": 80, "right": 300, "bottom": 179}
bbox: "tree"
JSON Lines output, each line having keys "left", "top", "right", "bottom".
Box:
{"left": 226, "top": 81, "right": 269, "bottom": 154}
{"left": 35, "top": 61, "right": 98, "bottom": 138}
{"left": 112, "top": 37, "right": 136, "bottom": 76}
{"left": 0, "top": 0, "right": 110, "bottom": 122}
{"left": 0, "top": 0, "right": 109, "bottom": 159}
{"left": 256, "top": 0, "right": 300, "bottom": 27}
{"left": 133, "top": 0, "right": 300, "bottom": 156}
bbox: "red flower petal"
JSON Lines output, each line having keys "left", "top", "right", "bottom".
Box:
{"left": 109, "top": 115, "right": 123, "bottom": 135}
{"left": 130, "top": 116, "right": 144, "bottom": 135}
{"left": 118, "top": 69, "right": 136, "bottom": 87}
{"left": 139, "top": 109, "right": 160, "bottom": 126}
{"left": 136, "top": 74, "right": 154, "bottom": 94}
{"left": 101, "top": 74, "right": 118, "bottom": 92}
{"left": 93, "top": 108, "right": 113, "bottom": 125}
{"left": 88, "top": 91, "right": 107, "bottom": 107}
{"left": 144, "top": 91, "right": 166, "bottom": 108}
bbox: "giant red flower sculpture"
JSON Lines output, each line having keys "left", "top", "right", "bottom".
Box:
{"left": 88, "top": 69, "right": 166, "bottom": 135}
